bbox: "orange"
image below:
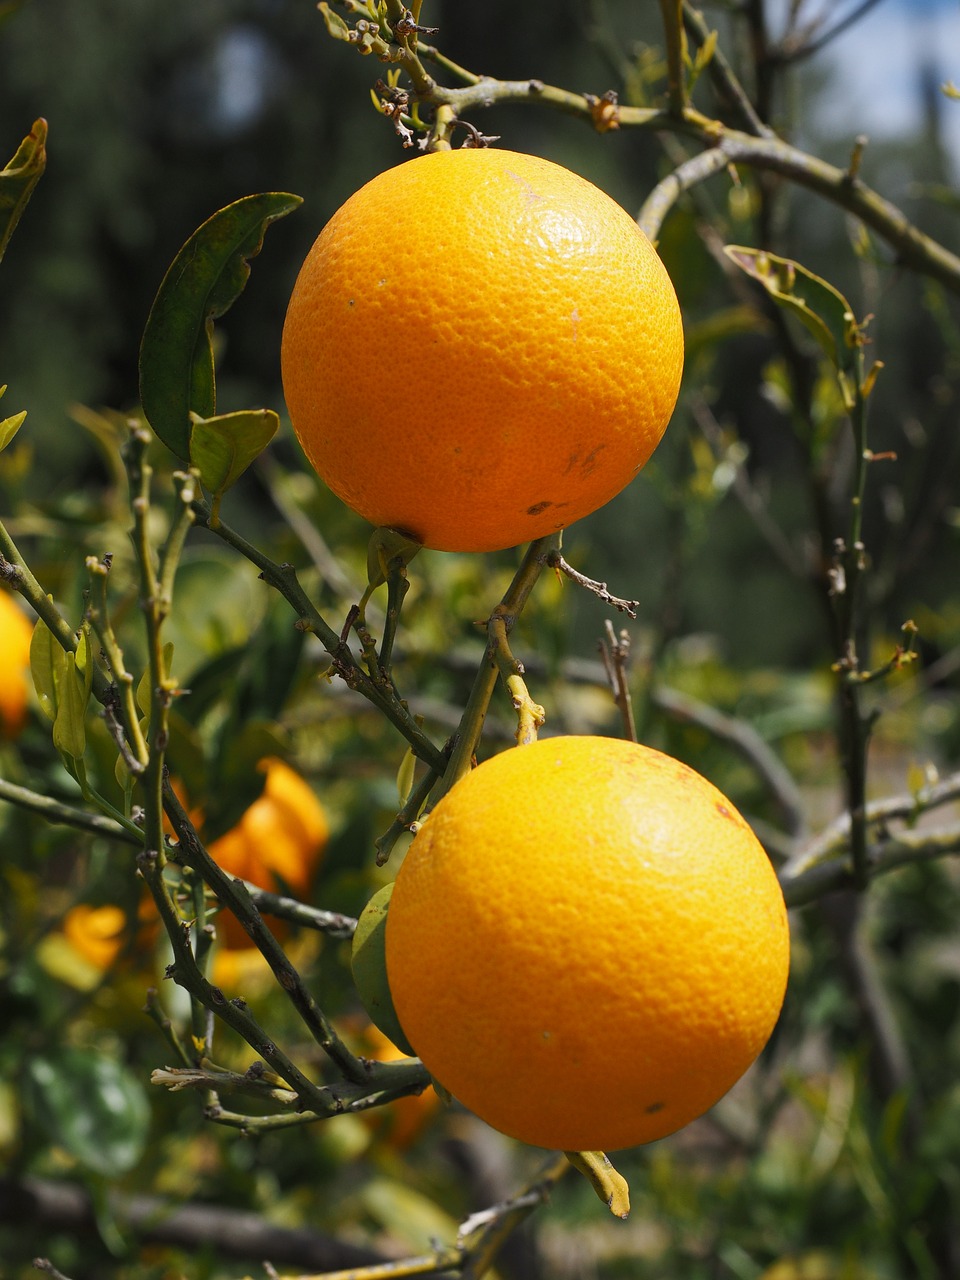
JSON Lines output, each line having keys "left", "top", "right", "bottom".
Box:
{"left": 61, "top": 903, "right": 128, "bottom": 970}
{"left": 281, "top": 147, "right": 683, "bottom": 553}
{"left": 206, "top": 757, "right": 329, "bottom": 949}
{"left": 0, "top": 588, "right": 33, "bottom": 737}
{"left": 385, "top": 736, "right": 789, "bottom": 1152}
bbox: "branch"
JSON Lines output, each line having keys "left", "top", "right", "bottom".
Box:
{"left": 652, "top": 685, "right": 808, "bottom": 838}
{"left": 682, "top": 2, "right": 773, "bottom": 138}
{"left": 782, "top": 769, "right": 960, "bottom": 879}
{"left": 4, "top": 1176, "right": 383, "bottom": 1271}
{"left": 191, "top": 496, "right": 446, "bottom": 774}
{"left": 383, "top": 40, "right": 960, "bottom": 296}
{"left": 0, "top": 775, "right": 141, "bottom": 844}
{"left": 639, "top": 126, "right": 960, "bottom": 295}
{"left": 547, "top": 549, "right": 639, "bottom": 617}
{"left": 782, "top": 822, "right": 960, "bottom": 907}
{"left": 438, "top": 535, "right": 559, "bottom": 797}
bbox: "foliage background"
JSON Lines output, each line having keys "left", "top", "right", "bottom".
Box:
{"left": 1, "top": 1, "right": 959, "bottom": 1277}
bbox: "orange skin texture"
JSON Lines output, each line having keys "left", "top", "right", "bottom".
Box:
{"left": 385, "top": 736, "right": 790, "bottom": 1153}
{"left": 0, "top": 589, "right": 34, "bottom": 737}
{"left": 281, "top": 148, "right": 684, "bottom": 553}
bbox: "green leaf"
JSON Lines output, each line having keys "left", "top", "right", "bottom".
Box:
{"left": 351, "top": 883, "right": 416, "bottom": 1057}
{"left": 0, "top": 409, "right": 25, "bottom": 449}
{"left": 366, "top": 526, "right": 423, "bottom": 592}
{"left": 0, "top": 117, "right": 46, "bottom": 266}
{"left": 139, "top": 191, "right": 302, "bottom": 460}
{"left": 396, "top": 746, "right": 416, "bottom": 807}
{"left": 24, "top": 1049, "right": 150, "bottom": 1177}
{"left": 0, "top": 385, "right": 26, "bottom": 450}
{"left": 29, "top": 613, "right": 64, "bottom": 723}
{"left": 52, "top": 651, "right": 88, "bottom": 760}
{"left": 724, "top": 245, "right": 862, "bottom": 377}
{"left": 189, "top": 407, "right": 279, "bottom": 517}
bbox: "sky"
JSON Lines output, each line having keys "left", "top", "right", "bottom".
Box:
{"left": 768, "top": 0, "right": 960, "bottom": 168}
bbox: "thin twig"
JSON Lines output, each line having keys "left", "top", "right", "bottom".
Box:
{"left": 783, "top": 822, "right": 960, "bottom": 908}
{"left": 653, "top": 686, "right": 808, "bottom": 838}
{"left": 191, "top": 495, "right": 446, "bottom": 774}
{"left": 682, "top": 1, "right": 774, "bottom": 137}
{"left": 547, "top": 550, "right": 639, "bottom": 617}
{"left": 774, "top": 0, "right": 889, "bottom": 65}
{"left": 0, "top": 775, "right": 141, "bottom": 843}
{"left": 598, "top": 621, "right": 638, "bottom": 743}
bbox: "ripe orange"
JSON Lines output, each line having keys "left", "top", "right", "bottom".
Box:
{"left": 385, "top": 736, "right": 789, "bottom": 1152}
{"left": 281, "top": 148, "right": 683, "bottom": 553}
{"left": 0, "top": 588, "right": 33, "bottom": 737}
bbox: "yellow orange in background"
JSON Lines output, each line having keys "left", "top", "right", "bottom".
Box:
{"left": 281, "top": 147, "right": 683, "bottom": 553}
{"left": 0, "top": 589, "right": 33, "bottom": 737}
{"left": 206, "top": 757, "right": 329, "bottom": 951}
{"left": 61, "top": 903, "right": 128, "bottom": 971}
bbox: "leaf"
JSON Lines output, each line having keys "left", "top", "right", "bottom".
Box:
{"left": 0, "top": 384, "right": 26, "bottom": 450}
{"left": 724, "top": 245, "right": 862, "bottom": 377}
{"left": 350, "top": 884, "right": 416, "bottom": 1057}
{"left": 396, "top": 746, "right": 416, "bottom": 807}
{"left": 24, "top": 1049, "right": 150, "bottom": 1177}
{"left": 29, "top": 613, "right": 64, "bottom": 723}
{"left": 52, "top": 651, "right": 88, "bottom": 760}
{"left": 0, "top": 117, "right": 46, "bottom": 265}
{"left": 0, "top": 409, "right": 25, "bottom": 449}
{"left": 366, "top": 526, "right": 423, "bottom": 591}
{"left": 139, "top": 191, "right": 302, "bottom": 460}
{"left": 189, "top": 407, "right": 279, "bottom": 516}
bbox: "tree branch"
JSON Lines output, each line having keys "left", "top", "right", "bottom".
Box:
{"left": 4, "top": 1176, "right": 383, "bottom": 1271}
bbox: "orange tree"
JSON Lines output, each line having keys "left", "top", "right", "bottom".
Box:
{"left": 1, "top": 3, "right": 960, "bottom": 1278}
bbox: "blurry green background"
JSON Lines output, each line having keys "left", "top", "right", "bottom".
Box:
{"left": 1, "top": 1, "right": 960, "bottom": 1277}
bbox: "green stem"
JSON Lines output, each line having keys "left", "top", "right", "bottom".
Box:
{"left": 0, "top": 774, "right": 140, "bottom": 843}
{"left": 682, "top": 1, "right": 773, "bottom": 137}
{"left": 438, "top": 535, "right": 558, "bottom": 798}
{"left": 163, "top": 782, "right": 370, "bottom": 1085}
{"left": 192, "top": 496, "right": 446, "bottom": 774}
{"left": 658, "top": 0, "right": 686, "bottom": 115}
{"left": 375, "top": 765, "right": 441, "bottom": 866}
{"left": 124, "top": 428, "right": 166, "bottom": 863}
{"left": 0, "top": 518, "right": 113, "bottom": 704}
{"left": 83, "top": 556, "right": 149, "bottom": 771}
{"left": 835, "top": 364, "right": 874, "bottom": 889}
